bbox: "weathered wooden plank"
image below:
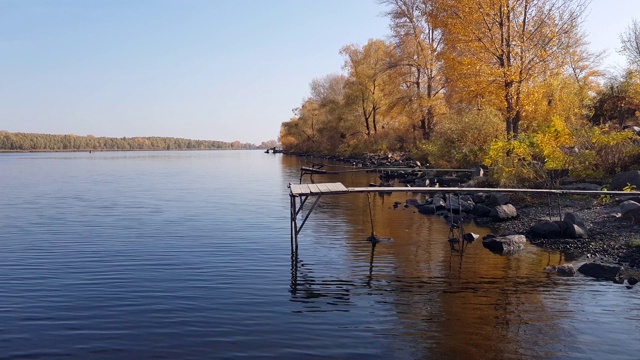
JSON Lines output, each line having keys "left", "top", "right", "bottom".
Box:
{"left": 289, "top": 184, "right": 306, "bottom": 196}
{"left": 327, "top": 182, "right": 348, "bottom": 193}
{"left": 307, "top": 184, "right": 322, "bottom": 194}
{"left": 316, "top": 183, "right": 332, "bottom": 193}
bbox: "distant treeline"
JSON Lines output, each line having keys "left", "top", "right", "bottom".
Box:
{"left": 0, "top": 132, "right": 259, "bottom": 151}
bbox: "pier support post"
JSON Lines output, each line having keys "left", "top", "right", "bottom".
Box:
{"left": 289, "top": 193, "right": 324, "bottom": 256}
{"left": 290, "top": 195, "right": 296, "bottom": 255}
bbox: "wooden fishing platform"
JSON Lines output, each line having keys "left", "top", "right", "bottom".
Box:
{"left": 288, "top": 182, "right": 636, "bottom": 255}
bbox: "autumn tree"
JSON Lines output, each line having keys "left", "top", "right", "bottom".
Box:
{"left": 590, "top": 70, "right": 640, "bottom": 126}
{"left": 620, "top": 18, "right": 640, "bottom": 67}
{"left": 382, "top": 0, "right": 445, "bottom": 140}
{"left": 589, "top": 19, "right": 640, "bottom": 127}
{"left": 435, "top": 0, "right": 590, "bottom": 138}
{"left": 279, "top": 74, "right": 359, "bottom": 154}
{"left": 310, "top": 73, "right": 361, "bottom": 152}
{"left": 341, "top": 39, "right": 394, "bottom": 137}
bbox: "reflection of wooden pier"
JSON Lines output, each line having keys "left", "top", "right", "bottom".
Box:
{"left": 288, "top": 182, "right": 635, "bottom": 255}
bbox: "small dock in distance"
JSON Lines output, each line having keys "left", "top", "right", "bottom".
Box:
{"left": 288, "top": 182, "right": 636, "bottom": 255}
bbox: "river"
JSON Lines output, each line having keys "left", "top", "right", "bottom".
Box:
{"left": 0, "top": 150, "right": 638, "bottom": 359}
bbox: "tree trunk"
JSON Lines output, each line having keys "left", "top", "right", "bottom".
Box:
{"left": 504, "top": 80, "right": 516, "bottom": 139}
{"left": 420, "top": 116, "right": 428, "bottom": 140}
{"left": 425, "top": 106, "right": 435, "bottom": 140}
{"left": 372, "top": 107, "right": 378, "bottom": 134}
{"left": 513, "top": 109, "right": 521, "bottom": 138}
{"left": 361, "top": 98, "right": 371, "bottom": 137}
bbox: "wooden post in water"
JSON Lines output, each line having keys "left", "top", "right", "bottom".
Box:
{"left": 290, "top": 194, "right": 295, "bottom": 255}
{"left": 366, "top": 192, "right": 375, "bottom": 238}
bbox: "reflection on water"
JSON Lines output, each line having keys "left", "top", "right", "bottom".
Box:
{"left": 0, "top": 152, "right": 638, "bottom": 359}
{"left": 285, "top": 155, "right": 640, "bottom": 360}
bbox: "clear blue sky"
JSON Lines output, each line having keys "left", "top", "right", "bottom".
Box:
{"left": 0, "top": 0, "right": 637, "bottom": 144}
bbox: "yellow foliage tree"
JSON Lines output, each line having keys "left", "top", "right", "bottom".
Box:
{"left": 434, "top": 0, "right": 590, "bottom": 139}
{"left": 382, "top": 0, "right": 446, "bottom": 140}
{"left": 341, "top": 39, "right": 395, "bottom": 138}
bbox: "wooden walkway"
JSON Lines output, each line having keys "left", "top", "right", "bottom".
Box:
{"left": 288, "top": 182, "right": 636, "bottom": 256}
{"left": 289, "top": 182, "right": 349, "bottom": 196}
{"left": 290, "top": 183, "right": 633, "bottom": 197}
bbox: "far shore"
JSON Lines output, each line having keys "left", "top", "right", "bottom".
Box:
{"left": 0, "top": 148, "right": 267, "bottom": 153}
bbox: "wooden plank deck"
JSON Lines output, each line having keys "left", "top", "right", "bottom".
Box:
{"left": 289, "top": 182, "right": 349, "bottom": 196}
{"left": 291, "top": 182, "right": 636, "bottom": 197}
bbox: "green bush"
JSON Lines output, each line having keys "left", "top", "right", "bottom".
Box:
{"left": 416, "top": 108, "right": 504, "bottom": 168}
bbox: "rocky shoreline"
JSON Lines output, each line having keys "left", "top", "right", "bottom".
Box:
{"left": 489, "top": 195, "right": 640, "bottom": 269}
{"left": 291, "top": 152, "right": 640, "bottom": 278}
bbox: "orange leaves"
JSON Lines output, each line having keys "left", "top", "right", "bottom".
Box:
{"left": 437, "top": 0, "right": 590, "bottom": 137}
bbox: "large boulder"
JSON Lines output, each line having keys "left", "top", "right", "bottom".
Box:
{"left": 418, "top": 204, "right": 437, "bottom": 215}
{"left": 554, "top": 220, "right": 569, "bottom": 234}
{"left": 578, "top": 262, "right": 623, "bottom": 281}
{"left": 472, "top": 203, "right": 492, "bottom": 217}
{"left": 564, "top": 223, "right": 589, "bottom": 238}
{"left": 564, "top": 212, "right": 586, "bottom": 228}
{"left": 487, "top": 193, "right": 510, "bottom": 207}
{"left": 473, "top": 193, "right": 490, "bottom": 204}
{"left": 620, "top": 200, "right": 640, "bottom": 215}
{"left": 431, "top": 197, "right": 446, "bottom": 210}
{"left": 530, "top": 220, "right": 563, "bottom": 238}
{"left": 563, "top": 212, "right": 589, "bottom": 238}
{"left": 623, "top": 207, "right": 640, "bottom": 224}
{"left": 445, "top": 195, "right": 475, "bottom": 213}
{"left": 482, "top": 234, "right": 526, "bottom": 254}
{"left": 618, "top": 195, "right": 640, "bottom": 204}
{"left": 490, "top": 204, "right": 518, "bottom": 221}
{"left": 610, "top": 171, "right": 640, "bottom": 190}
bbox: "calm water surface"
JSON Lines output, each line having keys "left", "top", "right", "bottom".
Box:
{"left": 0, "top": 151, "right": 638, "bottom": 359}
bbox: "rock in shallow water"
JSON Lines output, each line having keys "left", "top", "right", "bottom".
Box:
{"left": 482, "top": 234, "right": 526, "bottom": 254}
{"left": 557, "top": 264, "right": 577, "bottom": 276}
{"left": 544, "top": 264, "right": 576, "bottom": 276}
{"left": 577, "top": 262, "right": 623, "bottom": 281}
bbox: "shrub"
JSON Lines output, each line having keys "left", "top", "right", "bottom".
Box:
{"left": 416, "top": 108, "right": 504, "bottom": 168}
{"left": 571, "top": 125, "right": 637, "bottom": 179}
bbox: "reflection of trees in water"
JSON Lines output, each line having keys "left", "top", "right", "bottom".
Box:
{"left": 282, "top": 156, "right": 572, "bottom": 358}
